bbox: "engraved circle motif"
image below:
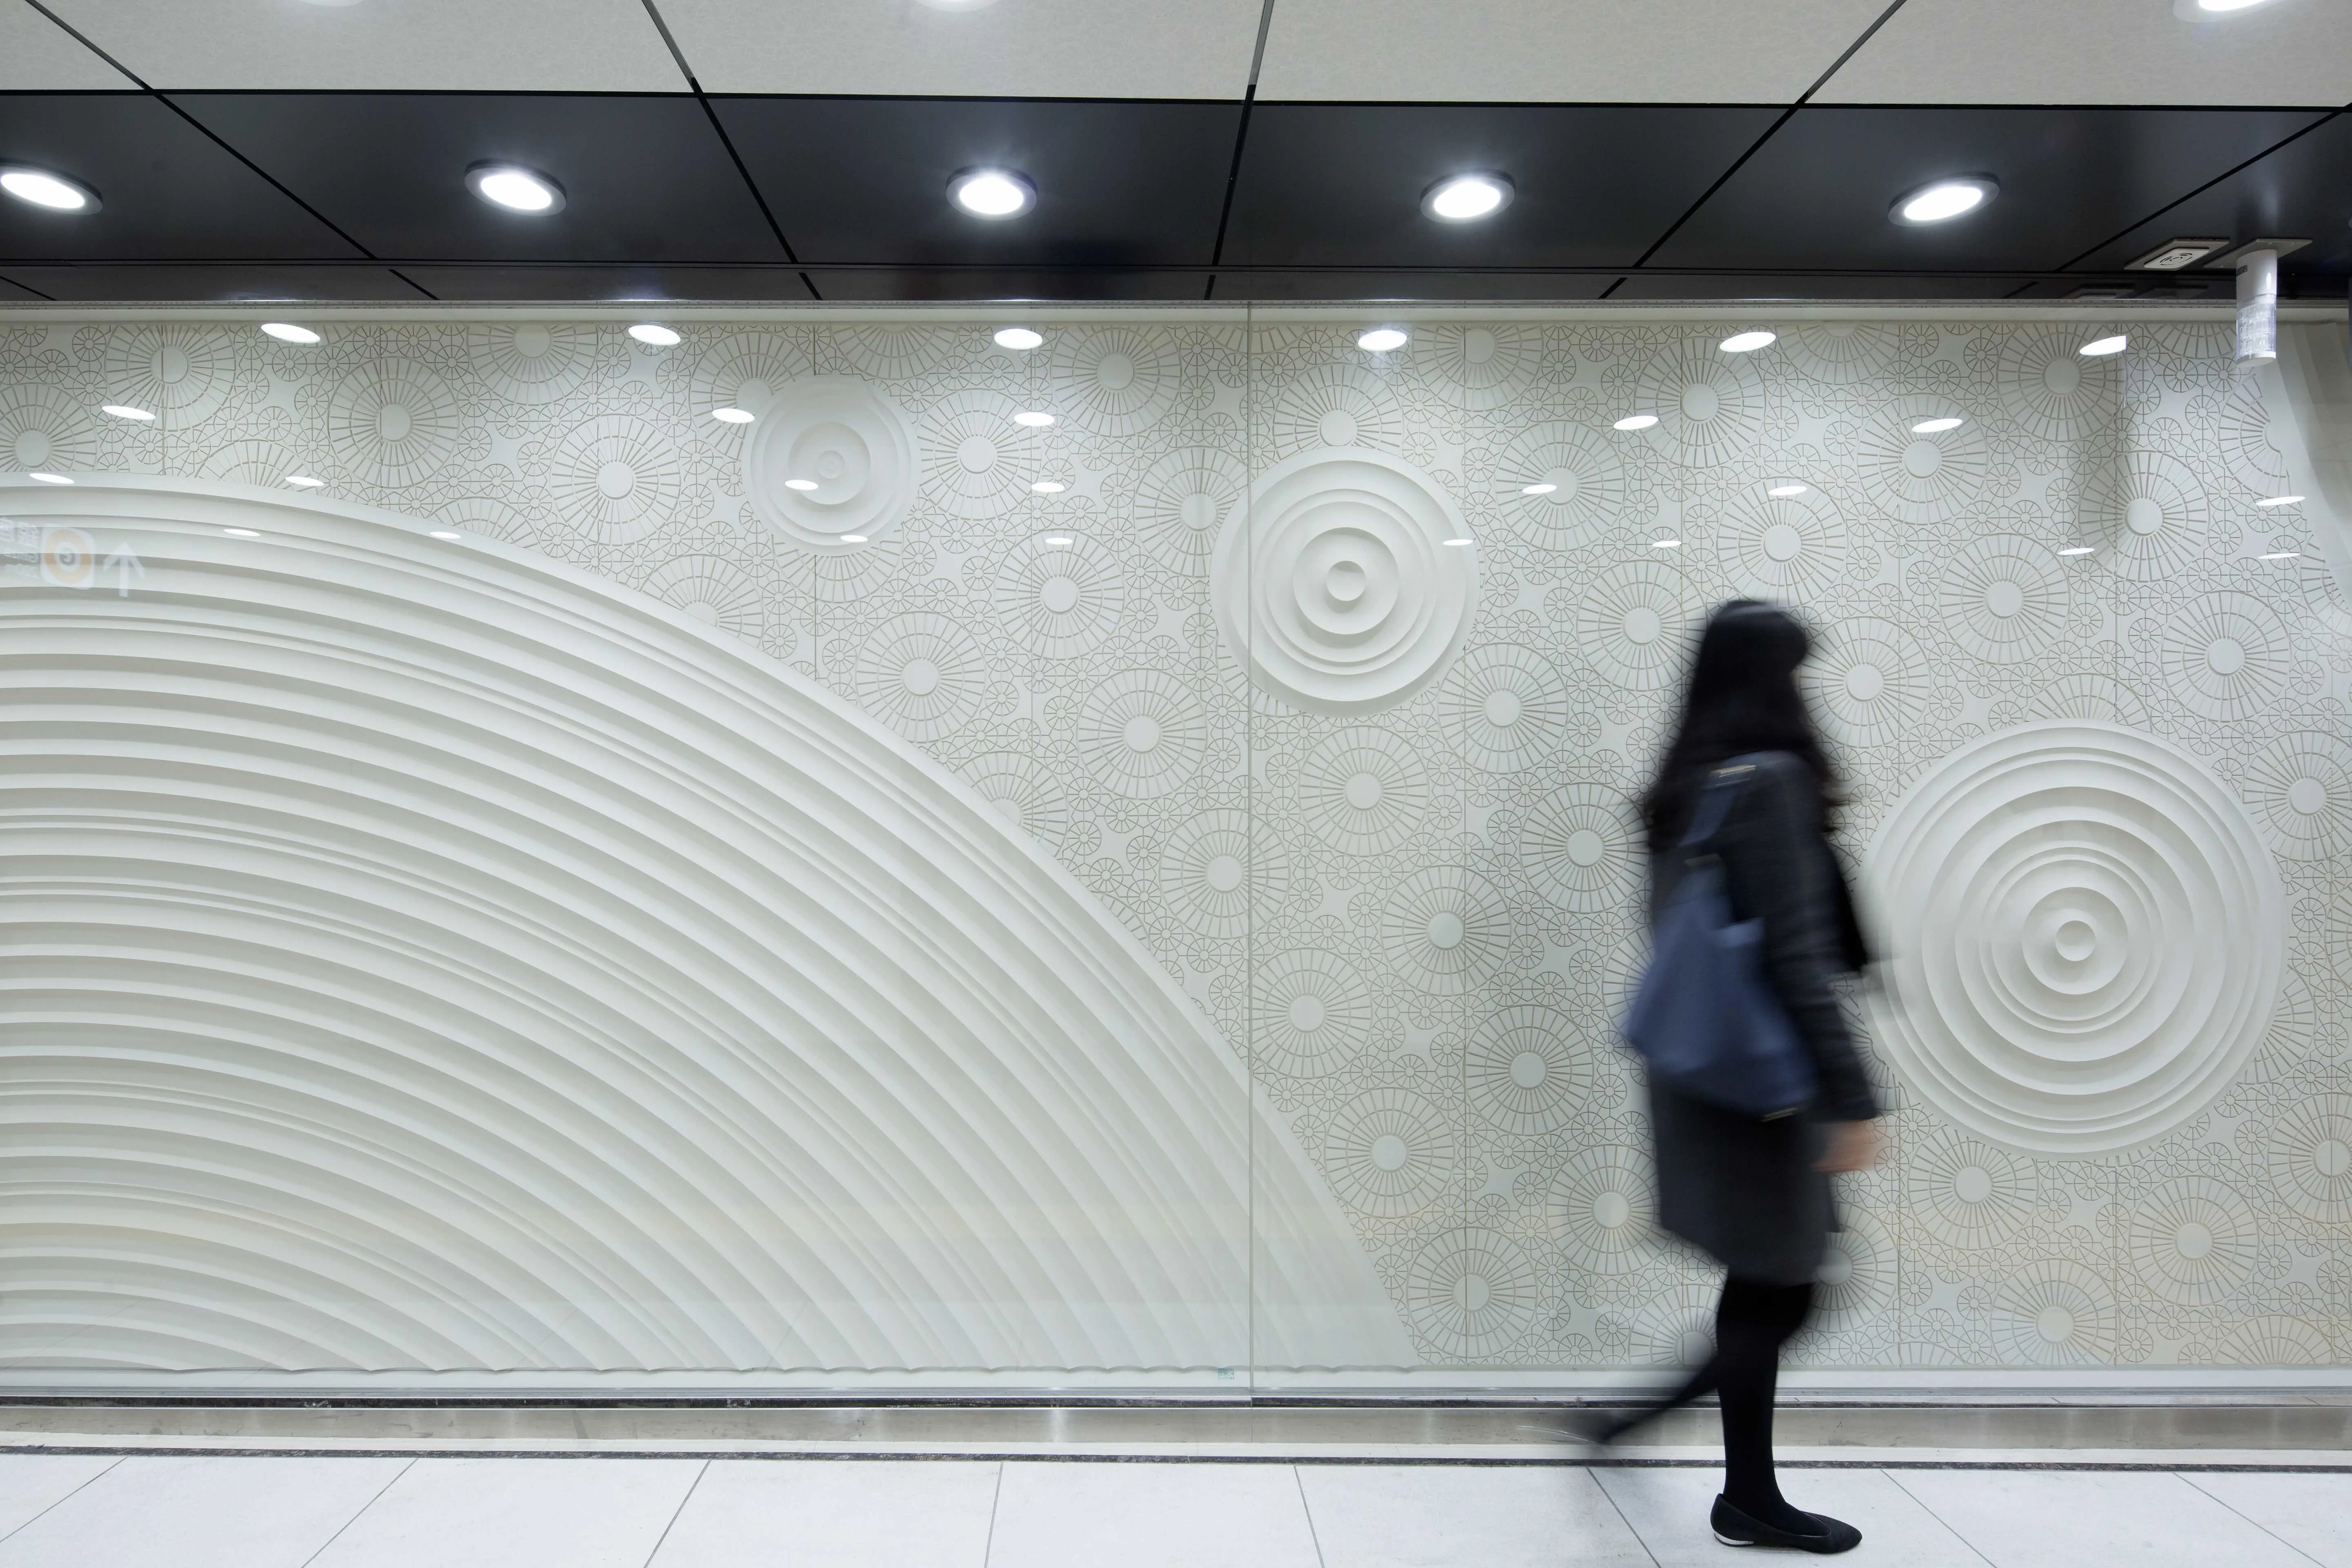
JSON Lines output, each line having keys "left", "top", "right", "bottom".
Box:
{"left": 1325, "top": 1088, "right": 1455, "bottom": 1216}
{"left": 1404, "top": 1228, "right": 1539, "bottom": 1359}
{"left": 1864, "top": 722, "right": 2284, "bottom": 1156}
{"left": 2213, "top": 1317, "right": 2334, "bottom": 1366}
{"left": 1632, "top": 1282, "right": 1720, "bottom": 1367}
{"left": 1810, "top": 617, "right": 1929, "bottom": 747}
{"left": 0, "top": 385, "right": 99, "bottom": 474}
{"left": 1441, "top": 645, "right": 1570, "bottom": 772}
{"left": 2242, "top": 732, "right": 2352, "bottom": 861}
{"left": 1467, "top": 1006, "right": 1589, "bottom": 1135}
{"left": 2023, "top": 673, "right": 2148, "bottom": 728}
{"left": 1938, "top": 535, "right": 2068, "bottom": 665}
{"left": 1521, "top": 783, "right": 1642, "bottom": 912}
{"left": 1255, "top": 949, "right": 1371, "bottom": 1078}
{"left": 1713, "top": 484, "right": 1848, "bottom": 599}
{"left": 993, "top": 533, "right": 1125, "bottom": 658}
{"left": 1546, "top": 1146, "right": 1656, "bottom": 1273}
{"left": 920, "top": 390, "right": 1042, "bottom": 518}
{"left": 468, "top": 323, "right": 595, "bottom": 406}
{"left": 327, "top": 361, "right": 461, "bottom": 489}
{"left": 1998, "top": 326, "right": 2120, "bottom": 442}
{"left": 1135, "top": 447, "right": 1248, "bottom": 574}
{"left": 1856, "top": 395, "right": 1989, "bottom": 523}
{"left": 1577, "top": 559, "right": 1687, "bottom": 690}
{"left": 2269, "top": 1094, "right": 2352, "bottom": 1222}
{"left": 2094, "top": 452, "right": 2209, "bottom": 581}
{"left": 1076, "top": 669, "right": 1207, "bottom": 799}
{"left": 434, "top": 494, "right": 536, "bottom": 546}
{"left": 2127, "top": 1176, "right": 2257, "bottom": 1305}
{"left": 1300, "top": 726, "right": 1431, "bottom": 856}
{"left": 688, "top": 331, "right": 814, "bottom": 454}
{"left": 642, "top": 554, "right": 764, "bottom": 641}
{"left": 1813, "top": 1209, "right": 1896, "bottom": 1329}
{"left": 194, "top": 437, "right": 298, "bottom": 487}
{"left": 2160, "top": 593, "right": 2288, "bottom": 723}
{"left": 1380, "top": 866, "right": 1512, "bottom": 995}
{"left": 106, "top": 324, "right": 234, "bottom": 425}
{"left": 1161, "top": 808, "right": 1287, "bottom": 937}
{"left": 1913, "top": 1129, "right": 2031, "bottom": 1250}
{"left": 745, "top": 376, "right": 921, "bottom": 550}
{"left": 1989, "top": 1261, "right": 2117, "bottom": 1365}
{"left": 1633, "top": 339, "right": 1766, "bottom": 467}
{"left": 1491, "top": 422, "right": 1625, "bottom": 550}
{"left": 1420, "top": 324, "right": 1540, "bottom": 411}
{"left": 962, "top": 751, "right": 1069, "bottom": 849}
{"left": 2218, "top": 381, "right": 2288, "bottom": 490}
{"left": 1211, "top": 448, "right": 1476, "bottom": 716}
{"left": 1268, "top": 365, "right": 1404, "bottom": 458}
{"left": 851, "top": 612, "right": 987, "bottom": 742}
{"left": 548, "top": 415, "right": 682, "bottom": 544}
{"left": 1783, "top": 321, "right": 1900, "bottom": 385}
{"left": 836, "top": 325, "right": 957, "bottom": 381}
{"left": 1049, "top": 327, "right": 1179, "bottom": 435}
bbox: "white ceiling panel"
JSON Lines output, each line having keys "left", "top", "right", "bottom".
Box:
{"left": 1254, "top": 0, "right": 1893, "bottom": 103}
{"left": 38, "top": 0, "right": 689, "bottom": 91}
{"left": 1816, "top": 0, "right": 2352, "bottom": 105}
{"left": 0, "top": 1, "right": 134, "bottom": 89}
{"left": 658, "top": 0, "right": 1265, "bottom": 99}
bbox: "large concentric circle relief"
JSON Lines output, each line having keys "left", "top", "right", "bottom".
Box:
{"left": 743, "top": 376, "right": 921, "bottom": 551}
{"left": 1865, "top": 721, "right": 2283, "bottom": 1157}
{"left": 1210, "top": 448, "right": 1476, "bottom": 716}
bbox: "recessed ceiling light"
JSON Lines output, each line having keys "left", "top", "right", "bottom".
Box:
{"left": 1911, "top": 415, "right": 1964, "bottom": 433}
{"left": 712, "top": 406, "right": 755, "bottom": 424}
{"left": 1650, "top": 538, "right": 1681, "bottom": 549}
{"left": 840, "top": 534, "right": 868, "bottom": 543}
{"left": 1521, "top": 483, "right": 1557, "bottom": 495}
{"left": 0, "top": 165, "right": 99, "bottom": 212}
{"left": 1032, "top": 480, "right": 1066, "bottom": 493}
{"left": 261, "top": 321, "right": 320, "bottom": 344}
{"left": 1357, "top": 326, "right": 1410, "bottom": 353}
{"left": 1891, "top": 175, "right": 1998, "bottom": 225}
{"left": 2079, "top": 334, "right": 2128, "bottom": 356}
{"left": 430, "top": 530, "right": 462, "bottom": 541}
{"left": 1013, "top": 410, "right": 1055, "bottom": 428}
{"left": 2058, "top": 546, "right": 2097, "bottom": 556}
{"left": 2258, "top": 550, "right": 2301, "bottom": 559}
{"left": 1767, "top": 483, "right": 1808, "bottom": 497}
{"left": 2129, "top": 238, "right": 2229, "bottom": 271}
{"left": 223, "top": 527, "right": 261, "bottom": 538}
{"left": 100, "top": 403, "right": 155, "bottom": 422}
{"left": 627, "top": 323, "right": 680, "bottom": 347}
{"left": 466, "top": 162, "right": 566, "bottom": 215}
{"left": 1442, "top": 537, "right": 1474, "bottom": 546}
{"left": 994, "top": 326, "right": 1043, "bottom": 350}
{"left": 949, "top": 167, "right": 1035, "bottom": 219}
{"left": 2254, "top": 494, "right": 2303, "bottom": 508}
{"left": 1614, "top": 414, "right": 1658, "bottom": 431}
{"left": 784, "top": 478, "right": 819, "bottom": 491}
{"left": 1421, "top": 172, "right": 1514, "bottom": 223}
{"left": 1719, "top": 330, "right": 1776, "bottom": 353}
{"left": 27, "top": 472, "right": 71, "bottom": 484}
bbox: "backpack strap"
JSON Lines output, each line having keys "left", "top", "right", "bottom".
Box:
{"left": 1677, "top": 760, "right": 1758, "bottom": 853}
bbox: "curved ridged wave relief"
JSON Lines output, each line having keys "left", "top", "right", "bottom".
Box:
{"left": 0, "top": 475, "right": 1411, "bottom": 1386}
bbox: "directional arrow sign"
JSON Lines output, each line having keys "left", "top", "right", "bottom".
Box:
{"left": 102, "top": 541, "right": 145, "bottom": 599}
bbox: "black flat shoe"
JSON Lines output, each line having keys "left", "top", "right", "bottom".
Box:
{"left": 1710, "top": 1496, "right": 1862, "bottom": 1554}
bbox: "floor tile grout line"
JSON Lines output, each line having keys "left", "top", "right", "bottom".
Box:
{"left": 294, "top": 1455, "right": 416, "bottom": 1568}
{"left": 1586, "top": 1465, "right": 1663, "bottom": 1568}
{"left": 637, "top": 1456, "right": 712, "bottom": 1568}
{"left": 1291, "top": 1463, "right": 1327, "bottom": 1568}
{"left": 1881, "top": 1468, "right": 2000, "bottom": 1568}
{"left": 2177, "top": 1470, "right": 2329, "bottom": 1568}
{"left": 0, "top": 1453, "right": 123, "bottom": 1546}
{"left": 979, "top": 1458, "right": 1005, "bottom": 1568}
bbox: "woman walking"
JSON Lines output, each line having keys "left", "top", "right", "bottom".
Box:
{"left": 1604, "top": 600, "right": 1881, "bottom": 1554}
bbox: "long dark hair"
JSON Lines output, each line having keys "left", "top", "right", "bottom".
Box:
{"left": 1639, "top": 600, "right": 1841, "bottom": 853}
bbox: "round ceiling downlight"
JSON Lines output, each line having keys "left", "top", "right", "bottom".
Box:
{"left": 949, "top": 168, "right": 1036, "bottom": 219}
{"left": 993, "top": 326, "right": 1043, "bottom": 350}
{"left": 466, "top": 162, "right": 566, "bottom": 215}
{"left": 1421, "top": 172, "right": 1513, "bottom": 223}
{"left": 0, "top": 165, "right": 99, "bottom": 212}
{"left": 1891, "top": 175, "right": 1998, "bottom": 225}
{"left": 628, "top": 323, "right": 681, "bottom": 347}
{"left": 261, "top": 321, "right": 321, "bottom": 344}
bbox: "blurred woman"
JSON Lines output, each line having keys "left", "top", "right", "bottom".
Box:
{"left": 1605, "top": 600, "right": 1881, "bottom": 1555}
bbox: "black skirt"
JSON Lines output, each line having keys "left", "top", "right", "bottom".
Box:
{"left": 1646, "top": 1077, "right": 1836, "bottom": 1287}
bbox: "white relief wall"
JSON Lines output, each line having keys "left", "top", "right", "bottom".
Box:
{"left": 0, "top": 309, "right": 2348, "bottom": 1387}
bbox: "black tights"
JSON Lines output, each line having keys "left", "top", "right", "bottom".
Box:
{"left": 1621, "top": 1277, "right": 1815, "bottom": 1527}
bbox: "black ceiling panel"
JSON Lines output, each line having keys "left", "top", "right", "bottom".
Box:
{"left": 172, "top": 94, "right": 789, "bottom": 264}
{"left": 1221, "top": 105, "right": 1783, "bottom": 271}
{"left": 0, "top": 263, "right": 425, "bottom": 301}
{"left": 713, "top": 98, "right": 1241, "bottom": 268}
{"left": 1605, "top": 272, "right": 2025, "bottom": 301}
{"left": 1649, "top": 107, "right": 2330, "bottom": 278}
{"left": 2069, "top": 111, "right": 2352, "bottom": 284}
{"left": 398, "top": 265, "right": 817, "bottom": 302}
{"left": 806, "top": 267, "right": 1207, "bottom": 302}
{"left": 1209, "top": 270, "right": 1615, "bottom": 301}
{"left": 0, "top": 272, "right": 44, "bottom": 301}
{"left": 0, "top": 94, "right": 366, "bottom": 262}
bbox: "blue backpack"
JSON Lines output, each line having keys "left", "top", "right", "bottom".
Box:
{"left": 1620, "top": 760, "right": 1820, "bottom": 1120}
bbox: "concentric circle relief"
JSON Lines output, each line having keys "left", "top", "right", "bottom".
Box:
{"left": 688, "top": 331, "right": 814, "bottom": 455}
{"left": 1864, "top": 721, "right": 2283, "bottom": 1156}
{"left": 1210, "top": 448, "right": 1476, "bottom": 716}
{"left": 744, "top": 376, "right": 920, "bottom": 551}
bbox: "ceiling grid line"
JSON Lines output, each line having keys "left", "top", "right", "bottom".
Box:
{"left": 635, "top": 0, "right": 821, "bottom": 299}
{"left": 1204, "top": 0, "right": 1285, "bottom": 299}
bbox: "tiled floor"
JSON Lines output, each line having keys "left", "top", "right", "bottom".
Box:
{"left": 0, "top": 1454, "right": 2343, "bottom": 1566}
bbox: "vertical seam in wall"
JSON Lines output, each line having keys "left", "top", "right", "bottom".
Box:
{"left": 637, "top": 0, "right": 822, "bottom": 299}
{"left": 294, "top": 1456, "right": 416, "bottom": 1568}
{"left": 0, "top": 1455, "right": 123, "bottom": 1546}
{"left": 1205, "top": 0, "right": 1281, "bottom": 299}
{"left": 637, "top": 1457, "right": 711, "bottom": 1568}
{"left": 1243, "top": 298, "right": 1256, "bottom": 1385}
